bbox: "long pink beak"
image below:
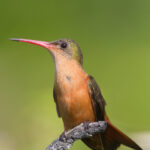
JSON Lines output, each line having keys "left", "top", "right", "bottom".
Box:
{"left": 10, "top": 38, "right": 55, "bottom": 49}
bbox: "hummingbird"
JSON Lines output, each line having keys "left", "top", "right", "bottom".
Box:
{"left": 10, "top": 38, "right": 142, "bottom": 150}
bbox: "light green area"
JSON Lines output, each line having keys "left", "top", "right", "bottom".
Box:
{"left": 0, "top": 0, "right": 150, "bottom": 150}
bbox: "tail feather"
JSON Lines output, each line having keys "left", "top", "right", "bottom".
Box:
{"left": 103, "top": 121, "right": 143, "bottom": 150}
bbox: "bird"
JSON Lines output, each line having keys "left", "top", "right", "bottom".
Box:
{"left": 10, "top": 38, "right": 142, "bottom": 150}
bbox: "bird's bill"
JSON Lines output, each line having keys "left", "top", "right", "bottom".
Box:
{"left": 10, "top": 38, "right": 56, "bottom": 49}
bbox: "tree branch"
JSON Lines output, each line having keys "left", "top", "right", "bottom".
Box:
{"left": 46, "top": 121, "right": 107, "bottom": 150}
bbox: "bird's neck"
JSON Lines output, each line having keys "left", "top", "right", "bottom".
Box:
{"left": 53, "top": 54, "right": 87, "bottom": 88}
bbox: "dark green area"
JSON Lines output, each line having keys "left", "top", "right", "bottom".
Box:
{"left": 0, "top": 0, "right": 150, "bottom": 150}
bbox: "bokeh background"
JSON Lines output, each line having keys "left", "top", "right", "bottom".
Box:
{"left": 0, "top": 0, "right": 150, "bottom": 150}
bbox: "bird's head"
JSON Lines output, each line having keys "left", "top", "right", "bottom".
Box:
{"left": 10, "top": 38, "right": 83, "bottom": 65}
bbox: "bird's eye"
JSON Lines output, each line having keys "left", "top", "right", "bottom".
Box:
{"left": 60, "top": 42, "right": 67, "bottom": 49}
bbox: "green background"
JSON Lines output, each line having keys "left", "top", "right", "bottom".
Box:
{"left": 0, "top": 0, "right": 149, "bottom": 150}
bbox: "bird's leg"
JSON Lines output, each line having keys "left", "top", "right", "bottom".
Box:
{"left": 82, "top": 121, "right": 91, "bottom": 134}
{"left": 59, "top": 131, "right": 66, "bottom": 141}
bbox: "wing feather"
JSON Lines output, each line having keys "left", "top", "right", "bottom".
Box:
{"left": 53, "top": 88, "right": 61, "bottom": 117}
{"left": 88, "top": 75, "right": 106, "bottom": 121}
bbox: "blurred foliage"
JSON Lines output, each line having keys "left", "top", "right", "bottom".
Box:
{"left": 0, "top": 0, "right": 150, "bottom": 150}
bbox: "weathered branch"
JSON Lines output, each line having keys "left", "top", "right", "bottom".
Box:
{"left": 46, "top": 121, "right": 107, "bottom": 150}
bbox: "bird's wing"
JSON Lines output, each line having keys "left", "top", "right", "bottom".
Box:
{"left": 82, "top": 75, "right": 106, "bottom": 149}
{"left": 88, "top": 75, "right": 106, "bottom": 121}
{"left": 53, "top": 88, "right": 61, "bottom": 117}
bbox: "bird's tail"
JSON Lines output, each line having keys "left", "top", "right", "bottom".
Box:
{"left": 103, "top": 116, "right": 142, "bottom": 150}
